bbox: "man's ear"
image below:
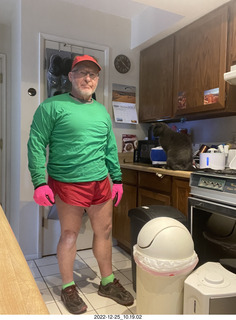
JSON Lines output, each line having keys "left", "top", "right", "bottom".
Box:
{"left": 68, "top": 71, "right": 73, "bottom": 82}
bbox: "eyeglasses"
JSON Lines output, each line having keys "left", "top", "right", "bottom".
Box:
{"left": 71, "top": 70, "right": 99, "bottom": 80}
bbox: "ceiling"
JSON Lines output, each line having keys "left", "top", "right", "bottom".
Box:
{"left": 59, "top": 0, "right": 231, "bottom": 48}
{"left": 60, "top": 0, "right": 231, "bottom": 20}
{"left": 0, "top": 0, "right": 232, "bottom": 48}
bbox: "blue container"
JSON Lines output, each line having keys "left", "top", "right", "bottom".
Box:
{"left": 150, "top": 147, "right": 167, "bottom": 165}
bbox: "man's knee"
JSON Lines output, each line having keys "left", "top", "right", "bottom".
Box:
{"left": 103, "top": 221, "right": 112, "bottom": 239}
{"left": 60, "top": 230, "right": 78, "bottom": 247}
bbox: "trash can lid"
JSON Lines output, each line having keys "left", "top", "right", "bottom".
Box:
{"left": 137, "top": 217, "right": 194, "bottom": 260}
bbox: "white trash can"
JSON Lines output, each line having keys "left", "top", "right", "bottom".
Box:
{"left": 133, "top": 217, "right": 198, "bottom": 314}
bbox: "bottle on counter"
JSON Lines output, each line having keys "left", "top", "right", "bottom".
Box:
{"left": 227, "top": 132, "right": 236, "bottom": 149}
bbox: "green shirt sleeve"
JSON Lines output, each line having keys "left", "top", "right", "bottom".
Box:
{"left": 105, "top": 117, "right": 122, "bottom": 182}
{"left": 27, "top": 103, "right": 54, "bottom": 188}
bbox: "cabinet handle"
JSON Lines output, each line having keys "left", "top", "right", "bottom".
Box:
{"left": 156, "top": 173, "right": 164, "bottom": 178}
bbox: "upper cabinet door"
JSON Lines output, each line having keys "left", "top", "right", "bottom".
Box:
{"left": 228, "top": 1, "right": 236, "bottom": 65}
{"left": 173, "top": 6, "right": 228, "bottom": 116}
{"left": 225, "top": 0, "right": 236, "bottom": 110}
{"left": 139, "top": 35, "right": 174, "bottom": 122}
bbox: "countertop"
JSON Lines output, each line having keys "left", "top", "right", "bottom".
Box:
{"left": 120, "top": 162, "right": 192, "bottom": 179}
{"left": 0, "top": 206, "right": 49, "bottom": 315}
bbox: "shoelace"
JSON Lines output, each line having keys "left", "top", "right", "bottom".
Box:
{"left": 113, "top": 279, "right": 126, "bottom": 292}
{"left": 65, "top": 285, "right": 81, "bottom": 299}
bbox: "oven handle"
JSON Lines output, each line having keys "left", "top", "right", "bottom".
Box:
{"left": 189, "top": 196, "right": 236, "bottom": 214}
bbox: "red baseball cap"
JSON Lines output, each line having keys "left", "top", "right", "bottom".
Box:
{"left": 71, "top": 55, "right": 102, "bottom": 71}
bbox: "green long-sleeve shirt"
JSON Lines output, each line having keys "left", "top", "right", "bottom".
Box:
{"left": 27, "top": 93, "right": 122, "bottom": 188}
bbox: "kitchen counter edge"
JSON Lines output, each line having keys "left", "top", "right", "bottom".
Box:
{"left": 120, "top": 162, "right": 192, "bottom": 179}
{"left": 0, "top": 206, "right": 49, "bottom": 314}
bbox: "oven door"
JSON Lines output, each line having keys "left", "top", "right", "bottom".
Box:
{"left": 189, "top": 196, "right": 236, "bottom": 271}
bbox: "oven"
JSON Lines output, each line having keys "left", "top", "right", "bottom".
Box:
{"left": 188, "top": 171, "right": 236, "bottom": 273}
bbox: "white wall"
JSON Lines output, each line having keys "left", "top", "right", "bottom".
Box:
{"left": 0, "top": 3, "right": 22, "bottom": 241}
{"left": 0, "top": 23, "right": 11, "bottom": 213}
{"left": 9, "top": 0, "right": 22, "bottom": 241}
{"left": 170, "top": 115, "right": 236, "bottom": 146}
{"left": 0, "top": 24, "right": 10, "bottom": 53}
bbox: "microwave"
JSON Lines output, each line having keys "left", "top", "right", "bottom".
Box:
{"left": 135, "top": 140, "right": 159, "bottom": 164}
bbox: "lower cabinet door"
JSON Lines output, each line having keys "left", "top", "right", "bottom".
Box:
{"left": 112, "top": 184, "right": 137, "bottom": 251}
{"left": 138, "top": 188, "right": 171, "bottom": 206}
{"left": 172, "top": 178, "right": 190, "bottom": 217}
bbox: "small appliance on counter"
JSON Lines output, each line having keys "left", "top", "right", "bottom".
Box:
{"left": 135, "top": 140, "right": 159, "bottom": 164}
{"left": 150, "top": 146, "right": 167, "bottom": 166}
{"left": 199, "top": 152, "right": 226, "bottom": 170}
{"left": 226, "top": 149, "right": 236, "bottom": 169}
{"left": 193, "top": 144, "right": 208, "bottom": 169}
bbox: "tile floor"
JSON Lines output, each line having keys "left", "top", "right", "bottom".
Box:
{"left": 27, "top": 245, "right": 136, "bottom": 315}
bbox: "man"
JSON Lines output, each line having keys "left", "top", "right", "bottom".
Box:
{"left": 27, "top": 55, "right": 134, "bottom": 314}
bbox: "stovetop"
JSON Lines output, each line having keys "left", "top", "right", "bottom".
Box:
{"left": 195, "top": 168, "right": 236, "bottom": 176}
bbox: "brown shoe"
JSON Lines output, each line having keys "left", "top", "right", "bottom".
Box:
{"left": 98, "top": 278, "right": 134, "bottom": 306}
{"left": 61, "top": 284, "right": 87, "bottom": 314}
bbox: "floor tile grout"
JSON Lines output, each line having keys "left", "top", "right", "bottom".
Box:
{"left": 27, "top": 245, "right": 136, "bottom": 315}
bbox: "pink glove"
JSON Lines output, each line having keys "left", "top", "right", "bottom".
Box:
{"left": 33, "top": 185, "right": 55, "bottom": 206}
{"left": 112, "top": 183, "right": 123, "bottom": 207}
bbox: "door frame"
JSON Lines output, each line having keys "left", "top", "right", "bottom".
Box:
{"left": 0, "top": 53, "right": 7, "bottom": 211}
{"left": 38, "top": 34, "right": 109, "bottom": 257}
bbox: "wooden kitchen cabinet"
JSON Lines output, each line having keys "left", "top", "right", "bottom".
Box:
{"left": 112, "top": 169, "right": 172, "bottom": 251}
{"left": 139, "top": 35, "right": 174, "bottom": 122}
{"left": 138, "top": 188, "right": 171, "bottom": 206}
{"left": 173, "top": 5, "right": 236, "bottom": 118}
{"left": 227, "top": 0, "right": 236, "bottom": 66}
{"left": 139, "top": 2, "right": 236, "bottom": 122}
{"left": 112, "top": 169, "right": 137, "bottom": 251}
{"left": 172, "top": 177, "right": 190, "bottom": 217}
{"left": 112, "top": 168, "right": 191, "bottom": 251}
{"left": 224, "top": 0, "right": 236, "bottom": 109}
{"left": 138, "top": 171, "right": 172, "bottom": 193}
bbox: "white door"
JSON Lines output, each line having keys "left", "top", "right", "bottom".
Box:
{"left": 41, "top": 41, "right": 106, "bottom": 256}
{"left": 0, "top": 54, "right": 6, "bottom": 211}
{"left": 42, "top": 206, "right": 94, "bottom": 256}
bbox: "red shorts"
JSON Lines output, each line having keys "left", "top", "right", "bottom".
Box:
{"left": 48, "top": 176, "right": 112, "bottom": 207}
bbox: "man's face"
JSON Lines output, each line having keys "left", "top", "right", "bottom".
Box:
{"left": 69, "top": 61, "right": 99, "bottom": 101}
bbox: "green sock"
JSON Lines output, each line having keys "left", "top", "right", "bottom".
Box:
{"left": 62, "top": 281, "right": 75, "bottom": 290}
{"left": 101, "top": 273, "right": 115, "bottom": 286}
